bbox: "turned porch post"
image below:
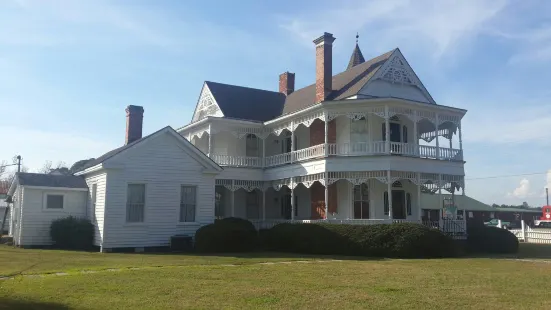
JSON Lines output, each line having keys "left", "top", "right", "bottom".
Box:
{"left": 324, "top": 175, "right": 329, "bottom": 220}
{"left": 417, "top": 172, "right": 422, "bottom": 221}
{"left": 458, "top": 121, "right": 463, "bottom": 160}
{"left": 290, "top": 181, "right": 295, "bottom": 220}
{"left": 262, "top": 136, "right": 266, "bottom": 168}
{"left": 413, "top": 111, "right": 418, "bottom": 156}
{"left": 324, "top": 113, "right": 329, "bottom": 157}
{"left": 231, "top": 180, "right": 235, "bottom": 217}
{"left": 387, "top": 170, "right": 393, "bottom": 220}
{"left": 435, "top": 114, "right": 440, "bottom": 159}
{"left": 385, "top": 105, "right": 390, "bottom": 154}
{"left": 207, "top": 124, "right": 212, "bottom": 157}
{"left": 262, "top": 186, "right": 268, "bottom": 221}
{"left": 291, "top": 121, "right": 295, "bottom": 163}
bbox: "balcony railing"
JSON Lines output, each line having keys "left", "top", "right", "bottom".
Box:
{"left": 209, "top": 142, "right": 463, "bottom": 168}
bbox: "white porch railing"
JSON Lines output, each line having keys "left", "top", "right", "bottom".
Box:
{"left": 209, "top": 154, "right": 263, "bottom": 168}
{"left": 211, "top": 143, "right": 463, "bottom": 168}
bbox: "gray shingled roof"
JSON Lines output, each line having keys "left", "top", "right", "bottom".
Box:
{"left": 16, "top": 173, "right": 88, "bottom": 189}
{"left": 281, "top": 49, "right": 395, "bottom": 115}
{"left": 206, "top": 81, "right": 286, "bottom": 122}
{"left": 347, "top": 43, "right": 366, "bottom": 70}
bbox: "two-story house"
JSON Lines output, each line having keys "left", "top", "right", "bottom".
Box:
{"left": 178, "top": 32, "right": 467, "bottom": 228}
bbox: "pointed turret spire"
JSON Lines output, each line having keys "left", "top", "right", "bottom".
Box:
{"left": 347, "top": 33, "right": 365, "bottom": 70}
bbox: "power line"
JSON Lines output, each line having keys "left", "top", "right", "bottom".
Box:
{"left": 466, "top": 172, "right": 548, "bottom": 181}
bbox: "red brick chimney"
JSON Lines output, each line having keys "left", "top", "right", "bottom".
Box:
{"left": 125, "top": 105, "right": 144, "bottom": 145}
{"left": 313, "top": 32, "right": 335, "bottom": 103}
{"left": 279, "top": 71, "right": 295, "bottom": 96}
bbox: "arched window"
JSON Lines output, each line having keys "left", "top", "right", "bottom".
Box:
{"left": 384, "top": 191, "right": 389, "bottom": 215}
{"left": 403, "top": 126, "right": 408, "bottom": 143}
{"left": 406, "top": 193, "right": 412, "bottom": 216}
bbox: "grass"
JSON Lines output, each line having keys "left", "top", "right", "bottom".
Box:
{"left": 1, "top": 244, "right": 551, "bottom": 309}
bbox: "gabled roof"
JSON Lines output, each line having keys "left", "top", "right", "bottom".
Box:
{"left": 13, "top": 173, "right": 88, "bottom": 189}
{"left": 205, "top": 81, "right": 286, "bottom": 122}
{"left": 347, "top": 43, "right": 365, "bottom": 70}
{"left": 282, "top": 49, "right": 394, "bottom": 115}
{"left": 75, "top": 126, "right": 222, "bottom": 174}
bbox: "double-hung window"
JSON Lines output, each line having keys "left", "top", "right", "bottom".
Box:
{"left": 180, "top": 186, "right": 197, "bottom": 222}
{"left": 246, "top": 134, "right": 259, "bottom": 157}
{"left": 126, "top": 184, "right": 145, "bottom": 223}
{"left": 91, "top": 184, "right": 97, "bottom": 221}
{"left": 46, "top": 194, "right": 64, "bottom": 209}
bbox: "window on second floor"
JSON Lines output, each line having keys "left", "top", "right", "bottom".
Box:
{"left": 246, "top": 134, "right": 259, "bottom": 157}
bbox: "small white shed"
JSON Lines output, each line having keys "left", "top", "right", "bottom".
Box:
{"left": 7, "top": 173, "right": 88, "bottom": 246}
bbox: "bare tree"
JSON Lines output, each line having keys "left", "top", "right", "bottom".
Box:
{"left": 37, "top": 160, "right": 53, "bottom": 174}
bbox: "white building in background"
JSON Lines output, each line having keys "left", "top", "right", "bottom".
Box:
{"left": 178, "top": 32, "right": 466, "bottom": 225}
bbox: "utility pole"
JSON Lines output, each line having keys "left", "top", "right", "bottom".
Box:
{"left": 1, "top": 155, "right": 22, "bottom": 236}
{"left": 546, "top": 187, "right": 549, "bottom": 206}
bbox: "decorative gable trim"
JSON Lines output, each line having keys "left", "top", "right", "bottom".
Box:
{"left": 191, "top": 83, "right": 223, "bottom": 123}
{"left": 370, "top": 49, "right": 436, "bottom": 104}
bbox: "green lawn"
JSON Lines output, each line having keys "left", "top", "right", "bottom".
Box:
{"left": 1, "top": 244, "right": 551, "bottom": 309}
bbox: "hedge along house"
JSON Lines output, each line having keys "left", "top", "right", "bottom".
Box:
{"left": 73, "top": 107, "right": 222, "bottom": 251}
{"left": 7, "top": 173, "right": 89, "bottom": 247}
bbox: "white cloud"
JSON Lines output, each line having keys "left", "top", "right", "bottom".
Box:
{"left": 508, "top": 178, "right": 532, "bottom": 199}
{"left": 279, "top": 0, "right": 509, "bottom": 60}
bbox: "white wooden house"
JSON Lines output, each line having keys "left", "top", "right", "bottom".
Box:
{"left": 178, "top": 32, "right": 467, "bottom": 229}
{"left": 4, "top": 31, "right": 468, "bottom": 250}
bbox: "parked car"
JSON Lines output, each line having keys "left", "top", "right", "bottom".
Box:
{"left": 484, "top": 219, "right": 519, "bottom": 229}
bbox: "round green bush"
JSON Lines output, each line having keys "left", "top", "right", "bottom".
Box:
{"left": 50, "top": 216, "right": 94, "bottom": 250}
{"left": 467, "top": 224, "right": 519, "bottom": 254}
{"left": 264, "top": 222, "right": 458, "bottom": 258}
{"left": 195, "top": 217, "right": 257, "bottom": 253}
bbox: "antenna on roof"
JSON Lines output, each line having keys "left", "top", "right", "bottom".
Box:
{"left": 356, "top": 32, "right": 359, "bottom": 44}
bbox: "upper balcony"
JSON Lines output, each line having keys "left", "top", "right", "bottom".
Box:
{"left": 178, "top": 100, "right": 465, "bottom": 170}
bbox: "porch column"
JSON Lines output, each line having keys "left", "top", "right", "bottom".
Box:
{"left": 290, "top": 181, "right": 295, "bottom": 220}
{"left": 413, "top": 111, "right": 418, "bottom": 156}
{"left": 207, "top": 124, "right": 212, "bottom": 157}
{"left": 458, "top": 121, "right": 463, "bottom": 159}
{"left": 385, "top": 105, "right": 390, "bottom": 154}
{"left": 291, "top": 121, "right": 295, "bottom": 163}
{"left": 435, "top": 114, "right": 440, "bottom": 159}
{"left": 231, "top": 180, "right": 235, "bottom": 217}
{"left": 438, "top": 174, "right": 443, "bottom": 214}
{"left": 324, "top": 175, "right": 329, "bottom": 219}
{"left": 324, "top": 114, "right": 329, "bottom": 157}
{"left": 387, "top": 170, "right": 393, "bottom": 219}
{"left": 262, "top": 187, "right": 266, "bottom": 221}
{"left": 262, "top": 136, "right": 266, "bottom": 168}
{"left": 417, "top": 173, "right": 422, "bottom": 221}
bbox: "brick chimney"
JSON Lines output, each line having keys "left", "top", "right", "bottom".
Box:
{"left": 279, "top": 71, "right": 295, "bottom": 96}
{"left": 125, "top": 105, "right": 144, "bottom": 145}
{"left": 313, "top": 32, "right": 335, "bottom": 103}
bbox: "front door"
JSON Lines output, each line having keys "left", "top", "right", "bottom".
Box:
{"left": 392, "top": 190, "right": 406, "bottom": 219}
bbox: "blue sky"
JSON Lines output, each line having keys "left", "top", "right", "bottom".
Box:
{"left": 1, "top": 0, "right": 550, "bottom": 207}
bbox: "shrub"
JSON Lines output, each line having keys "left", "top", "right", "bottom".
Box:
{"left": 50, "top": 216, "right": 94, "bottom": 250}
{"left": 264, "top": 222, "right": 457, "bottom": 258}
{"left": 467, "top": 224, "right": 519, "bottom": 254}
{"left": 195, "top": 217, "right": 257, "bottom": 253}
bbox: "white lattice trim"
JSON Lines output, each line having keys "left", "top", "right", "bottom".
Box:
{"left": 233, "top": 180, "right": 264, "bottom": 192}
{"left": 417, "top": 110, "right": 436, "bottom": 124}
{"left": 438, "top": 114, "right": 461, "bottom": 126}
{"left": 291, "top": 111, "right": 325, "bottom": 130}
{"left": 390, "top": 171, "right": 418, "bottom": 184}
{"left": 228, "top": 127, "right": 271, "bottom": 139}
{"left": 188, "top": 125, "right": 210, "bottom": 139}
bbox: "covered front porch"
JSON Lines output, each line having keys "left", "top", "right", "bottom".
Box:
{"left": 214, "top": 171, "right": 466, "bottom": 234}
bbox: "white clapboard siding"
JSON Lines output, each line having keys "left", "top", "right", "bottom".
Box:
{"left": 85, "top": 171, "right": 108, "bottom": 246}
{"left": 19, "top": 187, "right": 87, "bottom": 246}
{"left": 101, "top": 132, "right": 216, "bottom": 249}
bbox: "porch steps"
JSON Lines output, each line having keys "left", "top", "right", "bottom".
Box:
{"left": 0, "top": 235, "right": 13, "bottom": 246}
